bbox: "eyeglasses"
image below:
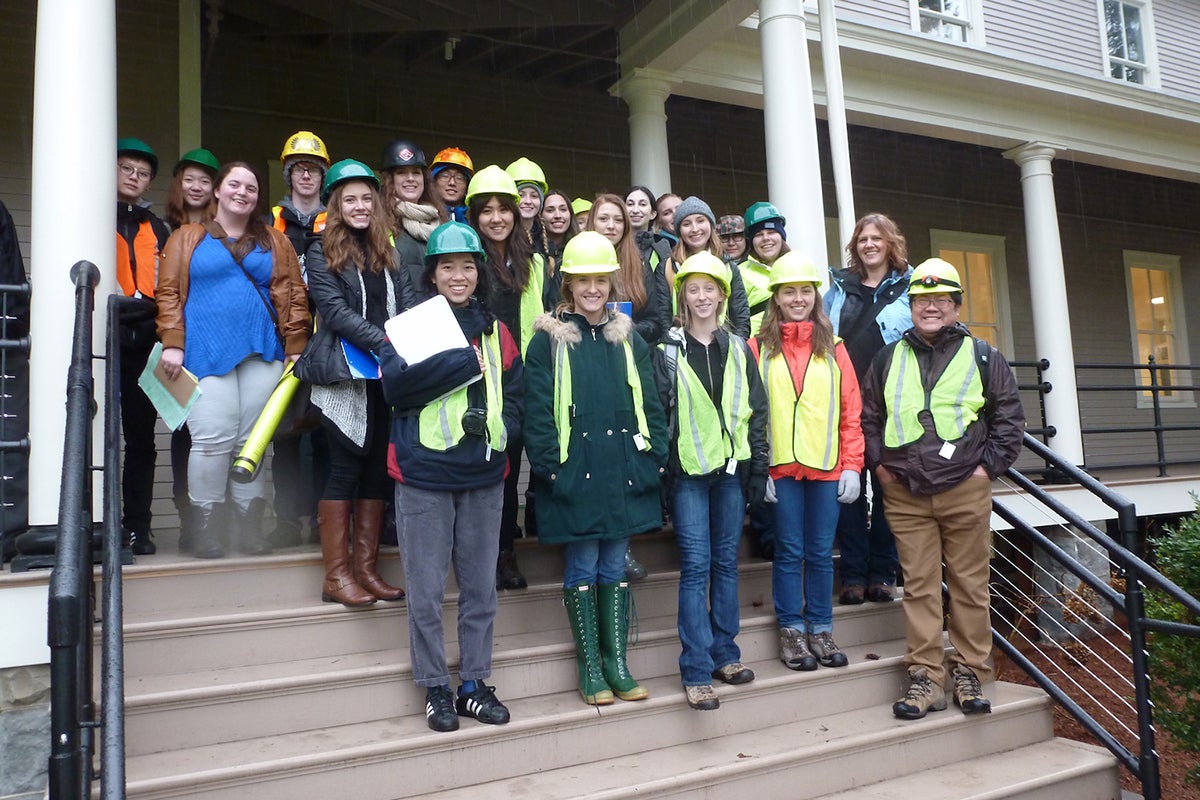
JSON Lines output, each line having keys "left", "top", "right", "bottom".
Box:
{"left": 719, "top": 234, "right": 745, "bottom": 242}
{"left": 911, "top": 295, "right": 956, "bottom": 310}
{"left": 292, "top": 164, "right": 320, "bottom": 177}
{"left": 436, "top": 171, "right": 464, "bottom": 183}
{"left": 118, "top": 163, "right": 153, "bottom": 181}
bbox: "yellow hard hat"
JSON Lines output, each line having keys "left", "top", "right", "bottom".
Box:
{"left": 505, "top": 157, "right": 548, "bottom": 195}
{"left": 281, "top": 130, "right": 330, "bottom": 166}
{"left": 465, "top": 165, "right": 520, "bottom": 206}
{"left": 908, "top": 258, "right": 963, "bottom": 296}
{"left": 560, "top": 231, "right": 620, "bottom": 275}
{"left": 768, "top": 251, "right": 824, "bottom": 289}
{"left": 571, "top": 197, "right": 593, "bottom": 216}
{"left": 674, "top": 251, "right": 730, "bottom": 295}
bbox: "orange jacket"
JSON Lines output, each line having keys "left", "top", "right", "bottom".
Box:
{"left": 749, "top": 321, "right": 864, "bottom": 481}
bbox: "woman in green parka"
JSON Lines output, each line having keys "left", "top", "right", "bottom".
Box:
{"left": 523, "top": 231, "right": 669, "bottom": 706}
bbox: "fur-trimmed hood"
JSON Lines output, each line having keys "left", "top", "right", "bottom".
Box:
{"left": 532, "top": 310, "right": 634, "bottom": 348}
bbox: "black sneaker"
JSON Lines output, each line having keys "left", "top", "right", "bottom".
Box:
{"left": 456, "top": 683, "right": 510, "bottom": 725}
{"left": 425, "top": 685, "right": 459, "bottom": 732}
{"left": 128, "top": 529, "right": 156, "bottom": 556}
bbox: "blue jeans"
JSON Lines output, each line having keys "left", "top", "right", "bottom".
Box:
{"left": 835, "top": 470, "right": 898, "bottom": 586}
{"left": 772, "top": 476, "right": 840, "bottom": 633}
{"left": 672, "top": 473, "right": 745, "bottom": 685}
{"left": 563, "top": 538, "right": 629, "bottom": 587}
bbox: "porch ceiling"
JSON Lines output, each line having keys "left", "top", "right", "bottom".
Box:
{"left": 208, "top": 0, "right": 656, "bottom": 92}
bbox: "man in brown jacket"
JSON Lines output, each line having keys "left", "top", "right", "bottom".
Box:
{"left": 860, "top": 257, "right": 1025, "bottom": 720}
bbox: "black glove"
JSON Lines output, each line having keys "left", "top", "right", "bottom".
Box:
{"left": 745, "top": 467, "right": 768, "bottom": 507}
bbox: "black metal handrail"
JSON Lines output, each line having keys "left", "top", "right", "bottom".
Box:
{"left": 1009, "top": 356, "right": 1200, "bottom": 476}
{"left": 994, "top": 432, "right": 1200, "bottom": 800}
{"left": 47, "top": 264, "right": 128, "bottom": 800}
{"left": 0, "top": 281, "right": 32, "bottom": 552}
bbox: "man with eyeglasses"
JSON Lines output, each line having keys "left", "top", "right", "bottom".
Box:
{"left": 272, "top": 130, "right": 331, "bottom": 271}
{"left": 115, "top": 137, "right": 171, "bottom": 555}
{"left": 860, "top": 257, "right": 1024, "bottom": 723}
{"left": 430, "top": 147, "right": 474, "bottom": 223}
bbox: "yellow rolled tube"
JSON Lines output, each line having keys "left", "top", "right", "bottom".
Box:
{"left": 230, "top": 363, "right": 302, "bottom": 484}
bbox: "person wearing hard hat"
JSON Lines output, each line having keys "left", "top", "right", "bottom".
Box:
{"left": 654, "top": 252, "right": 769, "bottom": 711}
{"left": 115, "top": 137, "right": 171, "bottom": 556}
{"left": 570, "top": 197, "right": 592, "bottom": 229}
{"left": 379, "top": 140, "right": 446, "bottom": 290}
{"left": 272, "top": 130, "right": 331, "bottom": 269}
{"left": 156, "top": 161, "right": 311, "bottom": 559}
{"left": 430, "top": 146, "right": 475, "bottom": 223}
{"left": 825, "top": 213, "right": 913, "bottom": 607}
{"left": 523, "top": 231, "right": 669, "bottom": 707}
{"left": 165, "top": 148, "right": 219, "bottom": 229}
{"left": 860, "top": 258, "right": 1024, "bottom": 721}
{"left": 669, "top": 196, "right": 751, "bottom": 338}
{"left": 466, "top": 165, "right": 551, "bottom": 591}
{"left": 749, "top": 252, "right": 864, "bottom": 674}
{"left": 717, "top": 215, "right": 747, "bottom": 265}
{"left": 294, "top": 159, "right": 417, "bottom": 607}
{"left": 380, "top": 220, "right": 523, "bottom": 733}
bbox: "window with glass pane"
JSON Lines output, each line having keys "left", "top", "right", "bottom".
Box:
{"left": 1104, "top": 0, "right": 1147, "bottom": 84}
{"left": 1128, "top": 263, "right": 1180, "bottom": 399}
{"left": 918, "top": 0, "right": 969, "bottom": 42}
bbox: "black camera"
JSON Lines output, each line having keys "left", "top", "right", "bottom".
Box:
{"left": 461, "top": 407, "right": 488, "bottom": 437}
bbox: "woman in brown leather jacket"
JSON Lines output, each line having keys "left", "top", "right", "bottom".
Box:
{"left": 157, "top": 161, "right": 310, "bottom": 559}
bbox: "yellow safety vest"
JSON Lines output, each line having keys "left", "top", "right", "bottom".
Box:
{"left": 883, "top": 337, "right": 985, "bottom": 448}
{"left": 667, "top": 338, "right": 752, "bottom": 476}
{"left": 517, "top": 254, "right": 546, "bottom": 360}
{"left": 552, "top": 324, "right": 651, "bottom": 463}
{"left": 740, "top": 258, "right": 772, "bottom": 338}
{"left": 760, "top": 345, "right": 842, "bottom": 471}
{"left": 418, "top": 329, "right": 507, "bottom": 453}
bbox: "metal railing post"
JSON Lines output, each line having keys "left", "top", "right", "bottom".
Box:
{"left": 1118, "top": 504, "right": 1162, "bottom": 800}
{"left": 1146, "top": 356, "right": 1166, "bottom": 477}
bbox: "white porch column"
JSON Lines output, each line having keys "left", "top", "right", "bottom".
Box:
{"left": 29, "top": 0, "right": 117, "bottom": 525}
{"left": 759, "top": 0, "right": 828, "bottom": 272}
{"left": 614, "top": 70, "right": 679, "bottom": 196}
{"left": 816, "top": 0, "right": 856, "bottom": 255}
{"left": 1003, "top": 142, "right": 1084, "bottom": 465}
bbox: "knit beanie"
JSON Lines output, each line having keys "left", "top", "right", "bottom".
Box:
{"left": 515, "top": 181, "right": 546, "bottom": 204}
{"left": 674, "top": 196, "right": 716, "bottom": 229}
{"left": 283, "top": 156, "right": 327, "bottom": 189}
{"left": 747, "top": 218, "right": 787, "bottom": 242}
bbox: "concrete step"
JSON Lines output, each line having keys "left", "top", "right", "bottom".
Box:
{"left": 121, "top": 603, "right": 905, "bottom": 755}
{"left": 819, "top": 739, "right": 1121, "bottom": 800}
{"left": 121, "top": 681, "right": 1053, "bottom": 800}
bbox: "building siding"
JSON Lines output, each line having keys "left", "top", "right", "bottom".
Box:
{"left": 982, "top": 0, "right": 1103, "bottom": 77}
{"left": 836, "top": 0, "right": 911, "bottom": 30}
{"left": 1154, "top": 0, "right": 1200, "bottom": 100}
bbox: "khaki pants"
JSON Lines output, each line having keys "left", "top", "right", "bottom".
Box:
{"left": 882, "top": 474, "right": 993, "bottom": 686}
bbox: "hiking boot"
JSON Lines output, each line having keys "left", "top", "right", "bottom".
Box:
{"left": 624, "top": 546, "right": 647, "bottom": 582}
{"left": 425, "top": 685, "right": 459, "bottom": 732}
{"left": 893, "top": 667, "right": 947, "bottom": 720}
{"left": 866, "top": 583, "right": 896, "bottom": 603}
{"left": 779, "top": 627, "right": 818, "bottom": 671}
{"left": 839, "top": 585, "right": 865, "bottom": 605}
{"left": 711, "top": 662, "right": 755, "bottom": 685}
{"left": 808, "top": 632, "right": 849, "bottom": 668}
{"left": 127, "top": 529, "right": 156, "bottom": 556}
{"left": 951, "top": 665, "right": 991, "bottom": 715}
{"left": 685, "top": 684, "right": 720, "bottom": 711}
{"left": 268, "top": 517, "right": 303, "bottom": 548}
{"left": 456, "top": 683, "right": 510, "bottom": 725}
{"left": 496, "top": 549, "right": 528, "bottom": 591}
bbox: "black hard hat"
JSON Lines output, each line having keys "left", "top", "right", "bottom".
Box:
{"left": 380, "top": 140, "right": 427, "bottom": 171}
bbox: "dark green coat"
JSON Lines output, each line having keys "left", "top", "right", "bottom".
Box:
{"left": 524, "top": 310, "right": 668, "bottom": 544}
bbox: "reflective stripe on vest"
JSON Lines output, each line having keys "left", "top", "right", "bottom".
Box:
{"left": 115, "top": 221, "right": 160, "bottom": 298}
{"left": 417, "top": 329, "right": 507, "bottom": 453}
{"left": 760, "top": 347, "right": 841, "bottom": 471}
{"left": 518, "top": 254, "right": 545, "bottom": 359}
{"left": 669, "top": 339, "right": 752, "bottom": 476}
{"left": 883, "top": 337, "right": 984, "bottom": 447}
{"left": 552, "top": 331, "right": 651, "bottom": 463}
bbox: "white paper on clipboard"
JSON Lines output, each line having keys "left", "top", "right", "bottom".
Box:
{"left": 384, "top": 294, "right": 481, "bottom": 398}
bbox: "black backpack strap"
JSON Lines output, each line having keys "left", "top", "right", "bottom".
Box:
{"left": 663, "top": 340, "right": 681, "bottom": 441}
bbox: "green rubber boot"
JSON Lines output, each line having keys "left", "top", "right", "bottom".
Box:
{"left": 563, "top": 585, "right": 614, "bottom": 705}
{"left": 597, "top": 581, "right": 649, "bottom": 701}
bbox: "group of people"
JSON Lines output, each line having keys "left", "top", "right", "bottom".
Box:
{"left": 112, "top": 130, "right": 1024, "bottom": 732}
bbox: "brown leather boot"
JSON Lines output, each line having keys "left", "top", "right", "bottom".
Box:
{"left": 351, "top": 499, "right": 405, "bottom": 601}
{"left": 319, "top": 500, "right": 375, "bottom": 607}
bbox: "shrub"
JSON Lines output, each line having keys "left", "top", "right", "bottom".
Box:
{"left": 1146, "top": 496, "right": 1200, "bottom": 784}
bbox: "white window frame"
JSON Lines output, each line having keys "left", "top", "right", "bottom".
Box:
{"left": 1123, "top": 250, "right": 1193, "bottom": 408}
{"left": 910, "top": 0, "right": 986, "bottom": 47}
{"left": 1097, "top": 0, "right": 1160, "bottom": 88}
{"left": 929, "top": 230, "right": 1013, "bottom": 357}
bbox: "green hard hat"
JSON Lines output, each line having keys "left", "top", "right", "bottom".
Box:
{"left": 174, "top": 148, "right": 220, "bottom": 176}
{"left": 744, "top": 201, "right": 785, "bottom": 229}
{"left": 426, "top": 221, "right": 484, "bottom": 260}
{"left": 117, "top": 137, "right": 159, "bottom": 178}
{"left": 321, "top": 158, "right": 379, "bottom": 204}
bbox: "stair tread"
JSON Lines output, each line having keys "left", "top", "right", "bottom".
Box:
{"left": 818, "top": 739, "right": 1118, "bottom": 799}
{"left": 123, "top": 679, "right": 1049, "bottom": 792}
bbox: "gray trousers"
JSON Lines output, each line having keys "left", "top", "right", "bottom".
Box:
{"left": 395, "top": 481, "right": 503, "bottom": 687}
